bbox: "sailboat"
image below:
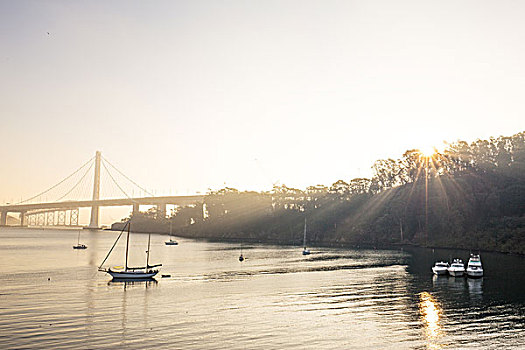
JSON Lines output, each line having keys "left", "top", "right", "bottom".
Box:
{"left": 73, "top": 230, "right": 87, "bottom": 249}
{"left": 302, "top": 217, "right": 310, "bottom": 255}
{"left": 98, "top": 221, "right": 162, "bottom": 279}
{"left": 239, "top": 244, "right": 244, "bottom": 262}
{"left": 165, "top": 221, "right": 178, "bottom": 245}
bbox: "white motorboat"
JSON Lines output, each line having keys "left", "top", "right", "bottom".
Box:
{"left": 98, "top": 221, "right": 161, "bottom": 280}
{"left": 447, "top": 259, "right": 465, "bottom": 277}
{"left": 302, "top": 217, "right": 310, "bottom": 255}
{"left": 432, "top": 261, "right": 449, "bottom": 275}
{"left": 466, "top": 254, "right": 483, "bottom": 278}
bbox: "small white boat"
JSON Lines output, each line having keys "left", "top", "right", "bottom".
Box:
{"left": 466, "top": 254, "right": 483, "bottom": 278}
{"left": 302, "top": 217, "right": 310, "bottom": 255}
{"left": 98, "top": 221, "right": 161, "bottom": 280}
{"left": 73, "top": 230, "right": 87, "bottom": 249}
{"left": 165, "top": 222, "right": 179, "bottom": 245}
{"left": 432, "top": 261, "right": 449, "bottom": 275}
{"left": 447, "top": 259, "right": 465, "bottom": 277}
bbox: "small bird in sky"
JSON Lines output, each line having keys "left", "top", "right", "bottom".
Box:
{"left": 47, "top": 32, "right": 50, "bottom": 35}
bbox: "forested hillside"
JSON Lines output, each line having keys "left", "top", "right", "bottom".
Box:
{"left": 114, "top": 131, "right": 525, "bottom": 254}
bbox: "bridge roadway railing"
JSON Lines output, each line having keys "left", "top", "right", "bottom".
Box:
{"left": 0, "top": 195, "right": 205, "bottom": 226}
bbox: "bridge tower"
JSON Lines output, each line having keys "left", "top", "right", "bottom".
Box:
{"left": 88, "top": 151, "right": 101, "bottom": 229}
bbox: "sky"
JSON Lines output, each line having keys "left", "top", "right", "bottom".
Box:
{"left": 1, "top": 1, "right": 524, "bottom": 222}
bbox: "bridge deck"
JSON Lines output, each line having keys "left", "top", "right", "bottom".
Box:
{"left": 0, "top": 195, "right": 205, "bottom": 212}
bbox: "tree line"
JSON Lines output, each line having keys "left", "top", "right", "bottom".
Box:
{"left": 114, "top": 131, "right": 525, "bottom": 254}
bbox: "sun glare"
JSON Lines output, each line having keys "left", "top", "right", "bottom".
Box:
{"left": 419, "top": 291, "right": 445, "bottom": 349}
{"left": 418, "top": 139, "right": 448, "bottom": 158}
{"left": 420, "top": 146, "right": 437, "bottom": 158}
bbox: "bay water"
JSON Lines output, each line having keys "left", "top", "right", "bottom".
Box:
{"left": 0, "top": 227, "right": 524, "bottom": 349}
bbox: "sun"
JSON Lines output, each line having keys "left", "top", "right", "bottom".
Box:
{"left": 420, "top": 145, "right": 437, "bottom": 158}
{"left": 418, "top": 140, "right": 447, "bottom": 158}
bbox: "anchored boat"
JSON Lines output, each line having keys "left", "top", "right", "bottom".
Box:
{"left": 447, "top": 259, "right": 465, "bottom": 277}
{"left": 432, "top": 261, "right": 449, "bottom": 275}
{"left": 73, "top": 230, "right": 87, "bottom": 249}
{"left": 165, "top": 222, "right": 178, "bottom": 246}
{"left": 302, "top": 217, "right": 310, "bottom": 255}
{"left": 466, "top": 254, "right": 483, "bottom": 278}
{"left": 98, "top": 221, "right": 161, "bottom": 280}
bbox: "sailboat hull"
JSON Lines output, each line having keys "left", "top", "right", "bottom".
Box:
{"left": 107, "top": 269, "right": 159, "bottom": 279}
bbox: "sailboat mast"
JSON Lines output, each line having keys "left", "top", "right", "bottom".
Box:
{"left": 303, "top": 217, "right": 307, "bottom": 249}
{"left": 77, "top": 230, "right": 81, "bottom": 245}
{"left": 146, "top": 233, "right": 151, "bottom": 270}
{"left": 170, "top": 221, "right": 172, "bottom": 238}
{"left": 125, "top": 221, "right": 131, "bottom": 270}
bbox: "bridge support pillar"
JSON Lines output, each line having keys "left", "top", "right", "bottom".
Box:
{"left": 0, "top": 211, "right": 7, "bottom": 226}
{"left": 157, "top": 203, "right": 166, "bottom": 218}
{"left": 132, "top": 203, "right": 140, "bottom": 217}
{"left": 87, "top": 151, "right": 101, "bottom": 229}
{"left": 20, "top": 211, "right": 27, "bottom": 227}
{"left": 88, "top": 206, "right": 99, "bottom": 229}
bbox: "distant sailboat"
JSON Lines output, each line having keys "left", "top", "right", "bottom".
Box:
{"left": 302, "top": 217, "right": 310, "bottom": 255}
{"left": 239, "top": 244, "right": 244, "bottom": 262}
{"left": 98, "top": 221, "right": 161, "bottom": 279}
{"left": 73, "top": 230, "right": 87, "bottom": 249}
{"left": 165, "top": 221, "right": 178, "bottom": 245}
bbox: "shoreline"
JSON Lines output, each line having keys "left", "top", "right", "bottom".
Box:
{"left": 106, "top": 226, "right": 525, "bottom": 256}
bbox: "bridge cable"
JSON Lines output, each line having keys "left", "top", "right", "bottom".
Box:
{"left": 102, "top": 163, "right": 123, "bottom": 199}
{"left": 80, "top": 164, "right": 93, "bottom": 200}
{"left": 67, "top": 161, "right": 90, "bottom": 202}
{"left": 101, "top": 159, "right": 137, "bottom": 202}
{"left": 15, "top": 155, "right": 96, "bottom": 204}
{"left": 54, "top": 162, "right": 94, "bottom": 202}
{"left": 101, "top": 156, "right": 155, "bottom": 197}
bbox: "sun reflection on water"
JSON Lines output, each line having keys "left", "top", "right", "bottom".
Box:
{"left": 419, "top": 291, "right": 445, "bottom": 349}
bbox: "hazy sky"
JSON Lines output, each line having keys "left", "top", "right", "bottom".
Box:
{"left": 1, "top": 0, "right": 525, "bottom": 207}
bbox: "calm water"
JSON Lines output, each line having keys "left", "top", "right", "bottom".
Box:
{"left": 0, "top": 227, "right": 524, "bottom": 349}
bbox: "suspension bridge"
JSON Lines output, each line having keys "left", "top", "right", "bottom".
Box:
{"left": 0, "top": 151, "right": 204, "bottom": 228}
